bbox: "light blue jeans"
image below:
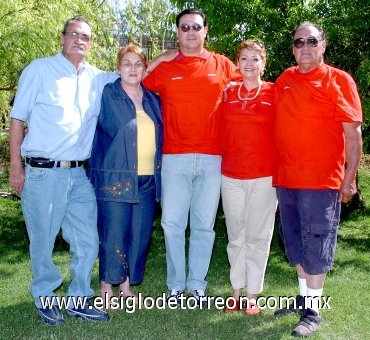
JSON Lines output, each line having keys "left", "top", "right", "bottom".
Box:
{"left": 21, "top": 165, "right": 98, "bottom": 308}
{"left": 161, "top": 154, "right": 221, "bottom": 291}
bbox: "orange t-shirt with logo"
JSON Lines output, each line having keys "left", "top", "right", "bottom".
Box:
{"left": 274, "top": 64, "right": 362, "bottom": 189}
{"left": 222, "top": 82, "right": 275, "bottom": 179}
{"left": 142, "top": 50, "right": 239, "bottom": 155}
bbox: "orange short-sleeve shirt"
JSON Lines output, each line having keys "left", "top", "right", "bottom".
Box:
{"left": 274, "top": 64, "right": 362, "bottom": 189}
{"left": 221, "top": 82, "right": 275, "bottom": 179}
{"left": 142, "top": 50, "right": 239, "bottom": 155}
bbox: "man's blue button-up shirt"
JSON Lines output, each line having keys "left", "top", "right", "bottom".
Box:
{"left": 10, "top": 52, "right": 118, "bottom": 160}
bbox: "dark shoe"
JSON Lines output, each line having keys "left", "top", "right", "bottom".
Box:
{"left": 274, "top": 295, "right": 305, "bottom": 317}
{"left": 187, "top": 289, "right": 208, "bottom": 308}
{"left": 37, "top": 305, "right": 64, "bottom": 326}
{"left": 167, "top": 289, "right": 184, "bottom": 305}
{"left": 292, "top": 308, "right": 321, "bottom": 337}
{"left": 67, "top": 300, "right": 109, "bottom": 322}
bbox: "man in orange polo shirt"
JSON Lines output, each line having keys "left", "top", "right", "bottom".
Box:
{"left": 143, "top": 8, "right": 239, "bottom": 305}
{"left": 273, "top": 22, "right": 363, "bottom": 336}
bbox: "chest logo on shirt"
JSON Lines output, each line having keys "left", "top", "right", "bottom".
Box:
{"left": 311, "top": 81, "right": 322, "bottom": 87}
{"left": 171, "top": 76, "right": 183, "bottom": 80}
{"left": 208, "top": 73, "right": 216, "bottom": 77}
{"left": 283, "top": 85, "right": 290, "bottom": 90}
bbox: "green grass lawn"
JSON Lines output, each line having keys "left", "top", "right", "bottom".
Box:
{"left": 0, "top": 169, "right": 369, "bottom": 339}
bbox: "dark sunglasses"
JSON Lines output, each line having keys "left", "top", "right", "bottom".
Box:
{"left": 179, "top": 24, "right": 203, "bottom": 32}
{"left": 293, "top": 37, "right": 320, "bottom": 48}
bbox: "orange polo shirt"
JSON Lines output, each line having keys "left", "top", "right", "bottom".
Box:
{"left": 274, "top": 64, "right": 362, "bottom": 189}
{"left": 222, "top": 82, "right": 275, "bottom": 179}
{"left": 142, "top": 50, "right": 239, "bottom": 154}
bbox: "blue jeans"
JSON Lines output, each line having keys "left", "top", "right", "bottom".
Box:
{"left": 161, "top": 154, "right": 221, "bottom": 291}
{"left": 21, "top": 165, "right": 98, "bottom": 308}
{"left": 97, "top": 176, "right": 156, "bottom": 285}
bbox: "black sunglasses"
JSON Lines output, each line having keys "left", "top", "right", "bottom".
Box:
{"left": 179, "top": 24, "right": 203, "bottom": 32}
{"left": 293, "top": 37, "right": 320, "bottom": 49}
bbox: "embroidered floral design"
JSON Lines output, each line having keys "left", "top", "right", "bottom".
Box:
{"left": 100, "top": 181, "right": 132, "bottom": 196}
{"left": 115, "top": 246, "right": 129, "bottom": 282}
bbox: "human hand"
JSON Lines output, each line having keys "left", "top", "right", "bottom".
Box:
{"left": 8, "top": 162, "right": 25, "bottom": 196}
{"left": 145, "top": 49, "right": 179, "bottom": 77}
{"left": 159, "top": 49, "right": 179, "bottom": 62}
{"left": 224, "top": 81, "right": 239, "bottom": 91}
{"left": 339, "top": 179, "right": 357, "bottom": 203}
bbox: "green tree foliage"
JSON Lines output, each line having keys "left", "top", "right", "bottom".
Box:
{"left": 171, "top": 0, "right": 369, "bottom": 151}
{"left": 114, "top": 0, "right": 177, "bottom": 59}
{"left": 0, "top": 0, "right": 119, "bottom": 119}
{"left": 1, "top": 1, "right": 368, "bottom": 150}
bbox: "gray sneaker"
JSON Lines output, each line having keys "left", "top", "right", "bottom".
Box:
{"left": 187, "top": 289, "right": 208, "bottom": 308}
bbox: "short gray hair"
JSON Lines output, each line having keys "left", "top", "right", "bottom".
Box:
{"left": 294, "top": 21, "right": 326, "bottom": 41}
{"left": 62, "top": 16, "right": 91, "bottom": 34}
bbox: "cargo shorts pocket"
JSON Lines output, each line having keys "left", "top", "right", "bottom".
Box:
{"left": 309, "top": 223, "right": 337, "bottom": 263}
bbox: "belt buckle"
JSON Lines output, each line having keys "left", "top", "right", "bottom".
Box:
{"left": 60, "top": 161, "right": 71, "bottom": 169}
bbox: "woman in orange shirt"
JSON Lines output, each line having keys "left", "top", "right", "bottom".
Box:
{"left": 222, "top": 40, "right": 277, "bottom": 315}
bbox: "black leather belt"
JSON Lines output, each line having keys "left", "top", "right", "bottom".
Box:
{"left": 25, "top": 157, "right": 86, "bottom": 169}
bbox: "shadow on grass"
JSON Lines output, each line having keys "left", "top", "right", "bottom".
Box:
{"left": 336, "top": 232, "right": 369, "bottom": 253}
{"left": 332, "top": 258, "right": 370, "bottom": 274}
{"left": 0, "top": 197, "right": 79, "bottom": 263}
{"left": 340, "top": 206, "right": 370, "bottom": 221}
{"left": 1, "top": 222, "right": 71, "bottom": 255}
{"left": 0, "top": 300, "right": 297, "bottom": 339}
{"left": 337, "top": 206, "right": 370, "bottom": 257}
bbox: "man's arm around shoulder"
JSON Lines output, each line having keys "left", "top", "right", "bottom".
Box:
{"left": 144, "top": 49, "right": 179, "bottom": 78}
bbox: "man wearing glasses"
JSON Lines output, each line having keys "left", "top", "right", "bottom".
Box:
{"left": 8, "top": 16, "right": 117, "bottom": 325}
{"left": 143, "top": 9, "right": 240, "bottom": 305}
{"left": 273, "top": 22, "right": 363, "bottom": 336}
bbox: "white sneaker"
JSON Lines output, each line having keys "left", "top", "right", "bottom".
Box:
{"left": 187, "top": 289, "right": 208, "bottom": 308}
{"left": 167, "top": 289, "right": 184, "bottom": 305}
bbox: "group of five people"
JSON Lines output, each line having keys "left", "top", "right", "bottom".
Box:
{"left": 9, "top": 8, "right": 362, "bottom": 338}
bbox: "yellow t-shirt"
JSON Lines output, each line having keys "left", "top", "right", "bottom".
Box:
{"left": 136, "top": 110, "right": 156, "bottom": 175}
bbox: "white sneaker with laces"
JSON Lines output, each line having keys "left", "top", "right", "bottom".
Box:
{"left": 167, "top": 289, "right": 184, "bottom": 305}
{"left": 187, "top": 289, "right": 208, "bottom": 308}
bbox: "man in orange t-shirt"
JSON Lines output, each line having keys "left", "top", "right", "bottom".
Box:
{"left": 142, "top": 9, "right": 239, "bottom": 306}
{"left": 273, "top": 22, "right": 363, "bottom": 337}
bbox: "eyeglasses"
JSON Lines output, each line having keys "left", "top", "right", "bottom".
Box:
{"left": 293, "top": 37, "right": 320, "bottom": 49}
{"left": 64, "top": 32, "right": 91, "bottom": 43}
{"left": 120, "top": 62, "right": 145, "bottom": 70}
{"left": 179, "top": 24, "right": 203, "bottom": 32}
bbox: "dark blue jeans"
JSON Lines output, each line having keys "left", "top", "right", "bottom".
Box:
{"left": 97, "top": 176, "right": 156, "bottom": 285}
